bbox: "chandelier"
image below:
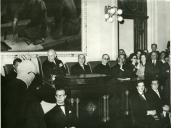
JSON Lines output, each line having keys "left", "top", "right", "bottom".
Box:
{"left": 104, "top": 5, "right": 123, "bottom": 23}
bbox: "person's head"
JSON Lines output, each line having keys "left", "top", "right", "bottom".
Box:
{"left": 17, "top": 60, "right": 37, "bottom": 87}
{"left": 136, "top": 81, "right": 145, "bottom": 94}
{"left": 118, "top": 54, "right": 126, "bottom": 64}
{"left": 164, "top": 54, "right": 170, "bottom": 65}
{"left": 47, "top": 49, "right": 57, "bottom": 62}
{"left": 159, "top": 51, "right": 166, "bottom": 61}
{"left": 136, "top": 50, "right": 142, "bottom": 59}
{"left": 140, "top": 53, "right": 146, "bottom": 64}
{"left": 13, "top": 58, "right": 22, "bottom": 71}
{"left": 151, "top": 79, "right": 159, "bottom": 90}
{"left": 151, "top": 51, "right": 158, "bottom": 61}
{"left": 129, "top": 53, "right": 137, "bottom": 65}
{"left": 55, "top": 88, "right": 67, "bottom": 105}
{"left": 78, "top": 54, "right": 86, "bottom": 65}
{"left": 151, "top": 44, "right": 157, "bottom": 52}
{"left": 102, "top": 54, "right": 110, "bottom": 65}
{"left": 143, "top": 49, "right": 148, "bottom": 53}
{"left": 119, "top": 49, "right": 126, "bottom": 55}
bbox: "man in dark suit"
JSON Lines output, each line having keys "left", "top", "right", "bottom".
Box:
{"left": 146, "top": 79, "right": 170, "bottom": 128}
{"left": 93, "top": 54, "right": 111, "bottom": 74}
{"left": 130, "top": 81, "right": 161, "bottom": 128}
{"left": 42, "top": 49, "right": 66, "bottom": 81}
{"left": 45, "top": 87, "right": 78, "bottom": 128}
{"left": 71, "top": 54, "right": 91, "bottom": 75}
{"left": 145, "top": 51, "right": 160, "bottom": 86}
{"left": 4, "top": 60, "right": 37, "bottom": 128}
{"left": 111, "top": 54, "right": 129, "bottom": 78}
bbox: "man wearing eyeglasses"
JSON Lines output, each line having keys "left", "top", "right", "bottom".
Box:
{"left": 45, "top": 87, "right": 78, "bottom": 128}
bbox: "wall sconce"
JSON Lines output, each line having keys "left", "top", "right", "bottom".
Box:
{"left": 104, "top": 5, "right": 123, "bottom": 23}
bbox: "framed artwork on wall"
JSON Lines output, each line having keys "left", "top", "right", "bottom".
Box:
{"left": 1, "top": 0, "right": 87, "bottom": 55}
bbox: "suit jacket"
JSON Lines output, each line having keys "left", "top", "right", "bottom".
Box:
{"left": 146, "top": 89, "right": 164, "bottom": 117}
{"left": 42, "top": 58, "right": 66, "bottom": 80}
{"left": 25, "top": 101, "right": 47, "bottom": 128}
{"left": 45, "top": 104, "right": 77, "bottom": 128}
{"left": 111, "top": 64, "right": 129, "bottom": 78}
{"left": 71, "top": 63, "right": 91, "bottom": 75}
{"left": 5, "top": 78, "right": 28, "bottom": 128}
{"left": 93, "top": 63, "right": 111, "bottom": 74}
{"left": 130, "top": 91, "right": 155, "bottom": 128}
{"left": 158, "top": 61, "right": 170, "bottom": 86}
{"left": 145, "top": 60, "right": 160, "bottom": 82}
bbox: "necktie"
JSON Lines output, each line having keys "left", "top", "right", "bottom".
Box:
{"left": 57, "top": 104, "right": 66, "bottom": 115}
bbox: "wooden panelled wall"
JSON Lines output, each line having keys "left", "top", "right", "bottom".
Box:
{"left": 118, "top": 0, "right": 148, "bottom": 51}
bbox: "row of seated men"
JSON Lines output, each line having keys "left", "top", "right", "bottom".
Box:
{"left": 1, "top": 60, "right": 170, "bottom": 128}
{"left": 2, "top": 43, "right": 170, "bottom": 128}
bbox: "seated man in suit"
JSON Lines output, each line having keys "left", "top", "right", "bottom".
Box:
{"left": 45, "top": 87, "right": 77, "bottom": 128}
{"left": 71, "top": 54, "right": 91, "bottom": 75}
{"left": 111, "top": 54, "right": 129, "bottom": 78}
{"left": 130, "top": 81, "right": 161, "bottom": 128}
{"left": 146, "top": 79, "right": 170, "bottom": 128}
{"left": 145, "top": 51, "right": 160, "bottom": 86}
{"left": 93, "top": 54, "right": 111, "bottom": 74}
{"left": 42, "top": 49, "right": 66, "bottom": 81}
{"left": 6, "top": 58, "right": 22, "bottom": 80}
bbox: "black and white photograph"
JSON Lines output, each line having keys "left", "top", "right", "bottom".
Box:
{"left": 1, "top": 0, "right": 170, "bottom": 128}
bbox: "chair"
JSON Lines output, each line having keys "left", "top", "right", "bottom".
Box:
{"left": 87, "top": 61, "right": 101, "bottom": 73}
{"left": 3, "top": 64, "right": 14, "bottom": 76}
{"left": 109, "top": 60, "right": 117, "bottom": 68}
{"left": 64, "top": 62, "right": 77, "bottom": 75}
{"left": 37, "top": 55, "right": 48, "bottom": 80}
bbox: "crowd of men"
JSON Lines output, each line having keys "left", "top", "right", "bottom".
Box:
{"left": 1, "top": 42, "right": 170, "bottom": 128}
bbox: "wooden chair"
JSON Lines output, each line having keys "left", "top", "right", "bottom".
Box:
{"left": 64, "top": 62, "right": 77, "bottom": 75}
{"left": 37, "top": 55, "right": 48, "bottom": 80}
{"left": 3, "top": 64, "right": 14, "bottom": 76}
{"left": 87, "top": 61, "right": 101, "bottom": 73}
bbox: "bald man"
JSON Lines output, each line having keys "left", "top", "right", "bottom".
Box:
{"left": 42, "top": 49, "right": 66, "bottom": 81}
{"left": 4, "top": 60, "right": 37, "bottom": 128}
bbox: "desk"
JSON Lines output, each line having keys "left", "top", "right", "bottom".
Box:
{"left": 60, "top": 74, "right": 137, "bottom": 123}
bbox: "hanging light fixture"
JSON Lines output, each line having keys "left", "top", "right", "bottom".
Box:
{"left": 104, "top": 5, "right": 123, "bottom": 23}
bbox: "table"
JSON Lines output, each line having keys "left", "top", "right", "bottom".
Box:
{"left": 60, "top": 74, "right": 137, "bottom": 123}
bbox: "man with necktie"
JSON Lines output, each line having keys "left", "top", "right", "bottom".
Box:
{"left": 71, "top": 54, "right": 91, "bottom": 75}
{"left": 45, "top": 87, "right": 78, "bottom": 128}
{"left": 146, "top": 79, "right": 170, "bottom": 128}
{"left": 130, "top": 81, "right": 162, "bottom": 128}
{"left": 145, "top": 51, "right": 160, "bottom": 86}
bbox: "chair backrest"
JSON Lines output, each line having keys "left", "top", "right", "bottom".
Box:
{"left": 87, "top": 61, "right": 101, "bottom": 73}
{"left": 3, "top": 64, "right": 14, "bottom": 76}
{"left": 65, "top": 62, "right": 77, "bottom": 75}
{"left": 37, "top": 56, "right": 48, "bottom": 79}
{"left": 109, "top": 60, "right": 117, "bottom": 68}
